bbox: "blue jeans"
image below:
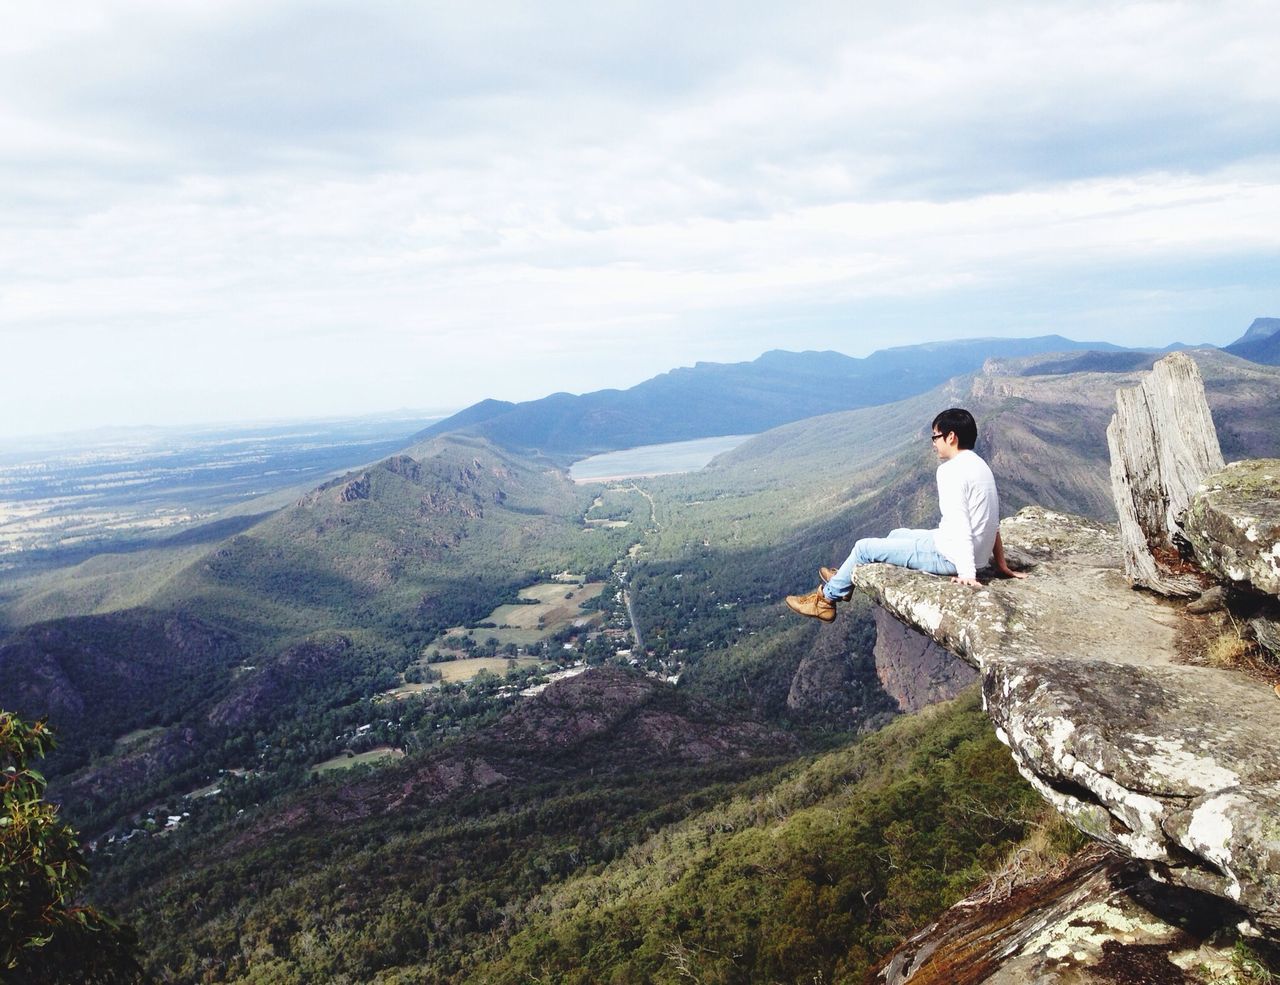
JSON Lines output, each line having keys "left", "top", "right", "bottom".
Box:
{"left": 822, "top": 528, "right": 957, "bottom": 601}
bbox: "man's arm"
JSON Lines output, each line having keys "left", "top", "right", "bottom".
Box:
{"left": 991, "top": 530, "right": 1028, "bottom": 579}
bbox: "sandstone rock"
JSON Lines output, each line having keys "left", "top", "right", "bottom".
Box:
{"left": 1106, "top": 352, "right": 1224, "bottom": 595}
{"left": 872, "top": 607, "right": 977, "bottom": 713}
{"left": 851, "top": 506, "right": 1280, "bottom": 935}
{"left": 338, "top": 472, "right": 372, "bottom": 502}
{"left": 1185, "top": 459, "right": 1280, "bottom": 598}
{"left": 785, "top": 615, "right": 899, "bottom": 726}
{"left": 381, "top": 454, "right": 423, "bottom": 482}
{"left": 786, "top": 645, "right": 858, "bottom": 717}
{"left": 1253, "top": 616, "right": 1280, "bottom": 659}
{"left": 878, "top": 845, "right": 1249, "bottom": 985}
{"left": 1186, "top": 585, "right": 1228, "bottom": 614}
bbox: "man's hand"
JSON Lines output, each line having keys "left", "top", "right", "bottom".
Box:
{"left": 951, "top": 575, "right": 983, "bottom": 587}
{"left": 991, "top": 530, "right": 1029, "bottom": 580}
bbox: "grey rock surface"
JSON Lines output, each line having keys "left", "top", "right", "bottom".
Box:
{"left": 1255, "top": 616, "right": 1280, "bottom": 659}
{"left": 872, "top": 607, "right": 977, "bottom": 713}
{"left": 1106, "top": 352, "right": 1224, "bottom": 595}
{"left": 851, "top": 506, "right": 1280, "bottom": 935}
{"left": 1186, "top": 459, "right": 1280, "bottom": 597}
{"left": 784, "top": 613, "right": 899, "bottom": 727}
{"left": 1186, "top": 584, "right": 1227, "bottom": 614}
{"left": 878, "top": 846, "right": 1248, "bottom": 985}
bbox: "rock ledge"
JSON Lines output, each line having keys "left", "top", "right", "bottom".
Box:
{"left": 852, "top": 506, "right": 1280, "bottom": 934}
{"left": 1186, "top": 459, "right": 1280, "bottom": 597}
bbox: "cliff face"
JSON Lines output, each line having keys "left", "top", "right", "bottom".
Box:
{"left": 872, "top": 607, "right": 976, "bottom": 713}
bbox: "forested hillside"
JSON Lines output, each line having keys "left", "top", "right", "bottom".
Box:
{"left": 94, "top": 689, "right": 1077, "bottom": 984}
{"left": 0, "top": 434, "right": 636, "bottom": 832}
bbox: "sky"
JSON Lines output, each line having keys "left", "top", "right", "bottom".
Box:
{"left": 4, "top": 0, "right": 1279, "bottom": 438}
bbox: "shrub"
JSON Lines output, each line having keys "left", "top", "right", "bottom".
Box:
{"left": 1, "top": 712, "right": 147, "bottom": 983}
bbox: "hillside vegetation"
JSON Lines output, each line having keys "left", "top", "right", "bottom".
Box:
{"left": 91, "top": 686, "right": 1062, "bottom": 985}
{"left": 478, "top": 690, "right": 1071, "bottom": 985}
{"left": 0, "top": 434, "right": 637, "bottom": 830}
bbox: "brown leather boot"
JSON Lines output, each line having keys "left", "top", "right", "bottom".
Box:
{"left": 785, "top": 588, "right": 836, "bottom": 622}
{"left": 819, "top": 567, "right": 853, "bottom": 601}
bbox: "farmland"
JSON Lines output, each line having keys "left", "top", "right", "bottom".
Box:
{"left": 436, "top": 580, "right": 609, "bottom": 652}
{"left": 0, "top": 413, "right": 438, "bottom": 571}
{"left": 310, "top": 746, "right": 405, "bottom": 775}
{"left": 434, "top": 656, "right": 542, "bottom": 683}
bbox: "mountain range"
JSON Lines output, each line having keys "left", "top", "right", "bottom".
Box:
{"left": 414, "top": 321, "right": 1278, "bottom": 463}
{"left": 413, "top": 335, "right": 1137, "bottom": 458}
{"left": 3, "top": 322, "right": 1280, "bottom": 982}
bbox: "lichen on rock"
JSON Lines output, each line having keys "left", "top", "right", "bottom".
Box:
{"left": 851, "top": 505, "right": 1280, "bottom": 935}
{"left": 1185, "top": 458, "right": 1280, "bottom": 598}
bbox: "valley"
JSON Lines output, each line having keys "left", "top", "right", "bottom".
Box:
{"left": 4, "top": 339, "right": 1280, "bottom": 983}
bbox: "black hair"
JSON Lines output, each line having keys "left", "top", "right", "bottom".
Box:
{"left": 932, "top": 408, "right": 977, "bottom": 450}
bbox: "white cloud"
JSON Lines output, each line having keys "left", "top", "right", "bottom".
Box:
{"left": 2, "top": 0, "right": 1279, "bottom": 436}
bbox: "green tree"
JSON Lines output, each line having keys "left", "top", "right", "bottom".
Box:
{"left": 1, "top": 712, "right": 146, "bottom": 984}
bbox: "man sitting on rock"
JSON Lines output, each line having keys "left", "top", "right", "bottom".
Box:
{"left": 786, "top": 407, "right": 1026, "bottom": 622}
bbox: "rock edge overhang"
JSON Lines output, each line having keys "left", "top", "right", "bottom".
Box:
{"left": 852, "top": 506, "right": 1280, "bottom": 935}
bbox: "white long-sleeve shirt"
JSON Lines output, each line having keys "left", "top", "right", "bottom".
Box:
{"left": 931, "top": 450, "right": 999, "bottom": 580}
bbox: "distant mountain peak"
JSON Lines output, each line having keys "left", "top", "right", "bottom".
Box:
{"left": 1238, "top": 317, "right": 1280, "bottom": 343}
{"left": 1223, "top": 317, "right": 1280, "bottom": 366}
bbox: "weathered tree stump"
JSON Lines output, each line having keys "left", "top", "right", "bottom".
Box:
{"left": 1106, "top": 351, "right": 1224, "bottom": 595}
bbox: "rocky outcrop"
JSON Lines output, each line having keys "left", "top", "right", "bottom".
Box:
{"left": 878, "top": 845, "right": 1250, "bottom": 985}
{"left": 851, "top": 506, "right": 1280, "bottom": 935}
{"left": 785, "top": 614, "right": 900, "bottom": 726}
{"left": 872, "top": 607, "right": 976, "bottom": 713}
{"left": 207, "top": 634, "right": 355, "bottom": 729}
{"left": 338, "top": 473, "right": 372, "bottom": 502}
{"left": 1106, "top": 351, "right": 1224, "bottom": 596}
{"left": 1185, "top": 459, "right": 1280, "bottom": 596}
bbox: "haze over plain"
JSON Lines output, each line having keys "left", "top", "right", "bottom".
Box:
{"left": 4, "top": 0, "right": 1279, "bottom": 436}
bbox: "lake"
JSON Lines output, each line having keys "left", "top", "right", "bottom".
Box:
{"left": 570, "top": 434, "right": 755, "bottom": 482}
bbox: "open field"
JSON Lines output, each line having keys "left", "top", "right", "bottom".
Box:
{"left": 379, "top": 680, "right": 442, "bottom": 701}
{"left": 435, "top": 580, "right": 608, "bottom": 651}
{"left": 385, "top": 579, "right": 609, "bottom": 698}
{"left": 490, "top": 581, "right": 605, "bottom": 628}
{"left": 310, "top": 746, "right": 405, "bottom": 775}
{"left": 113, "top": 727, "right": 164, "bottom": 752}
{"left": 434, "top": 656, "right": 542, "bottom": 682}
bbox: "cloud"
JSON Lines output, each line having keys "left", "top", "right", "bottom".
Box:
{"left": 2, "top": 1, "right": 1279, "bottom": 435}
